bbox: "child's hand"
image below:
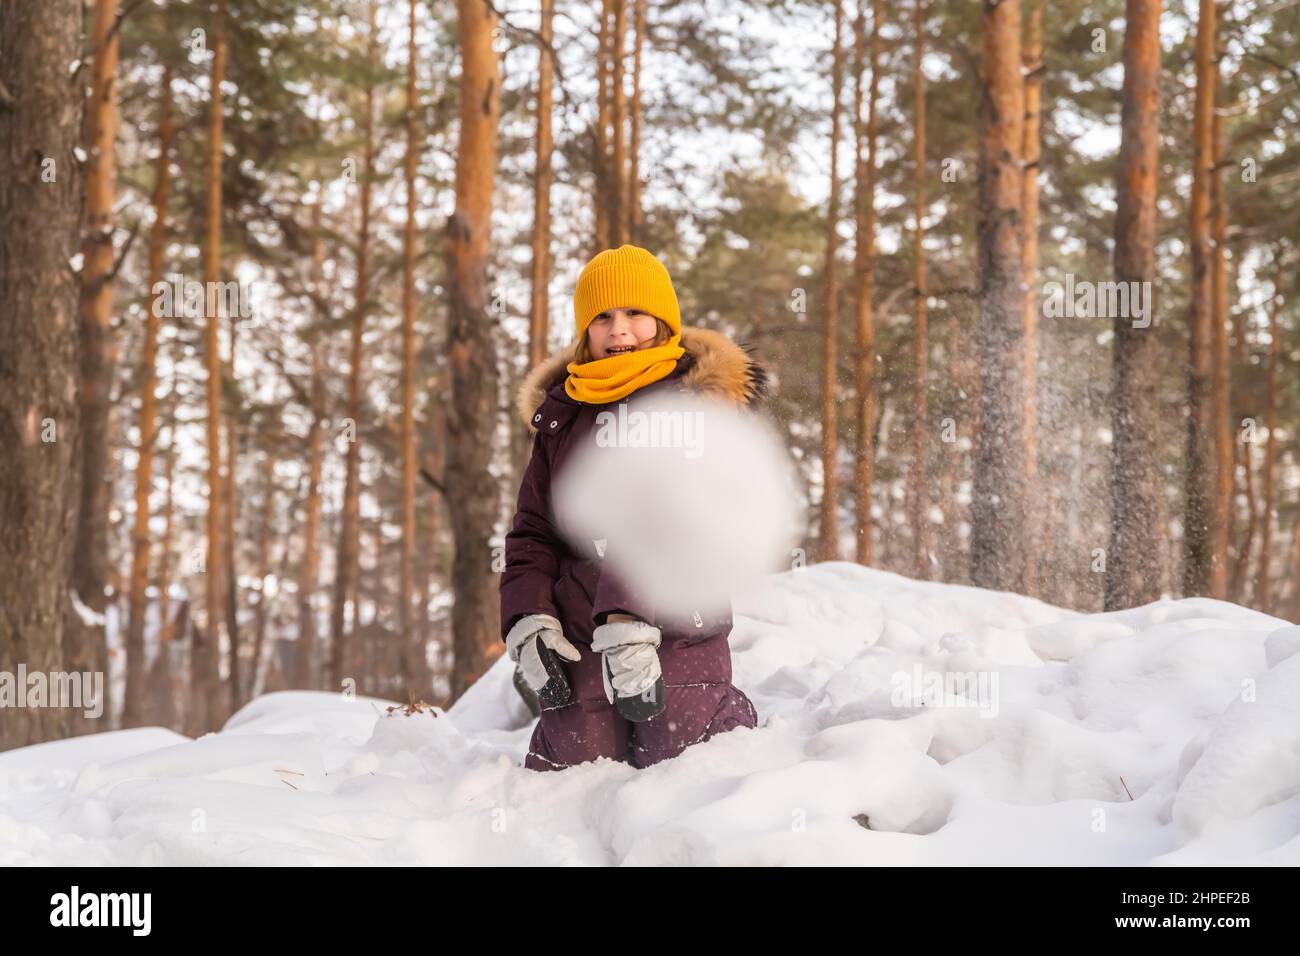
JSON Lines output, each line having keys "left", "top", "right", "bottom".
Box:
{"left": 505, "top": 613, "right": 582, "bottom": 707}
{"left": 591, "top": 619, "right": 665, "bottom": 722}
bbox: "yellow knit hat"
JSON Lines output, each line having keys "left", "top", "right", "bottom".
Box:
{"left": 572, "top": 244, "right": 682, "bottom": 340}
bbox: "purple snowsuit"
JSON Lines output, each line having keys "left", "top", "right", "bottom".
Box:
{"left": 500, "top": 327, "right": 768, "bottom": 771}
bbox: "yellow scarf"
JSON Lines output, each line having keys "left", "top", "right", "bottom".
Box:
{"left": 564, "top": 335, "right": 686, "bottom": 404}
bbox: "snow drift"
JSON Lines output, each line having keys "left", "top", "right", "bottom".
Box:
{"left": 2, "top": 563, "right": 1298, "bottom": 865}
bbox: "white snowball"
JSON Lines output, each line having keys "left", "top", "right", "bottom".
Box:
{"left": 552, "top": 390, "right": 801, "bottom": 621}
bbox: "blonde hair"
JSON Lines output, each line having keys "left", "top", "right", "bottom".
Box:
{"left": 572, "top": 316, "right": 676, "bottom": 364}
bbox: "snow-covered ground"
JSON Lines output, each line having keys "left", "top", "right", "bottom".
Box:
{"left": 3, "top": 562, "right": 1298, "bottom": 865}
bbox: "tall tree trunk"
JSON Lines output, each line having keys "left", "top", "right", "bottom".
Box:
{"left": 529, "top": 0, "right": 556, "bottom": 370}
{"left": 424, "top": 400, "right": 448, "bottom": 692}
{"left": 1230, "top": 437, "right": 1256, "bottom": 602}
{"left": 223, "top": 308, "right": 241, "bottom": 702}
{"left": 69, "top": 0, "right": 122, "bottom": 734}
{"left": 1069, "top": 425, "right": 1088, "bottom": 606}
{"left": 0, "top": 0, "right": 85, "bottom": 750}
{"left": 330, "top": 1, "right": 378, "bottom": 691}
{"left": 609, "top": 0, "right": 627, "bottom": 245}
{"left": 1226, "top": 219, "right": 1247, "bottom": 601}
{"left": 1257, "top": 258, "right": 1282, "bottom": 612}
{"left": 1105, "top": 0, "right": 1165, "bottom": 610}
{"left": 297, "top": 338, "right": 325, "bottom": 688}
{"left": 593, "top": 0, "right": 612, "bottom": 252}
{"left": 1020, "top": 0, "right": 1044, "bottom": 596}
{"left": 910, "top": 0, "right": 929, "bottom": 579}
{"left": 1183, "top": 0, "right": 1217, "bottom": 596}
{"left": 191, "top": 0, "right": 229, "bottom": 736}
{"left": 400, "top": 0, "right": 431, "bottom": 697}
{"left": 296, "top": 202, "right": 327, "bottom": 689}
{"left": 960, "top": 284, "right": 983, "bottom": 581}
{"left": 852, "top": 0, "right": 882, "bottom": 567}
{"left": 445, "top": 0, "right": 503, "bottom": 699}
{"left": 1209, "top": 79, "right": 1232, "bottom": 598}
{"left": 943, "top": 311, "right": 966, "bottom": 582}
{"left": 628, "top": 0, "right": 645, "bottom": 243}
{"left": 818, "top": 0, "right": 846, "bottom": 563}
{"left": 124, "top": 62, "right": 175, "bottom": 728}
{"left": 158, "top": 390, "right": 178, "bottom": 646}
{"left": 971, "top": 0, "right": 1027, "bottom": 592}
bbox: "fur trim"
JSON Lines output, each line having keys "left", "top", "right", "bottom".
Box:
{"left": 516, "top": 327, "right": 769, "bottom": 433}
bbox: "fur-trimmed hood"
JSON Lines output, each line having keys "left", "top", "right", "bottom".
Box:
{"left": 516, "top": 326, "right": 769, "bottom": 433}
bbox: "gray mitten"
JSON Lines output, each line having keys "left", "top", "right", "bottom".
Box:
{"left": 591, "top": 619, "right": 664, "bottom": 721}
{"left": 505, "top": 613, "right": 582, "bottom": 706}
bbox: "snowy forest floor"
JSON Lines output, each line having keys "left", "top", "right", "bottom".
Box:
{"left": 3, "top": 563, "right": 1299, "bottom": 865}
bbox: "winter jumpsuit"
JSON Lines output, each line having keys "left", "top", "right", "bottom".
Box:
{"left": 499, "top": 352, "right": 759, "bottom": 771}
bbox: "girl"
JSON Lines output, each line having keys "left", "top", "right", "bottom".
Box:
{"left": 500, "top": 244, "right": 767, "bottom": 771}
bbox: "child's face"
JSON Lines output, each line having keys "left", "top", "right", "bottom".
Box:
{"left": 586, "top": 307, "right": 660, "bottom": 359}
